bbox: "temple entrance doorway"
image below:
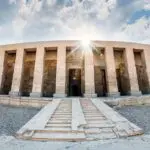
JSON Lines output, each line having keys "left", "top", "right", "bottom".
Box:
{"left": 68, "top": 69, "right": 81, "bottom": 96}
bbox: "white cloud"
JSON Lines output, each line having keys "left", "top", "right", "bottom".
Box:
{"left": 121, "top": 17, "right": 150, "bottom": 43}
{"left": 144, "top": 0, "right": 150, "bottom": 10}
{"left": 1, "top": 0, "right": 150, "bottom": 44}
{"left": 9, "top": 0, "right": 17, "bottom": 4}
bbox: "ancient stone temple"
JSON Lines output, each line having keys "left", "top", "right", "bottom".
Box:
{"left": 0, "top": 40, "right": 150, "bottom": 98}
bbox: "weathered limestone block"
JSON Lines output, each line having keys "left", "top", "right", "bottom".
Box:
{"left": 30, "top": 46, "right": 45, "bottom": 97}
{"left": 9, "top": 48, "right": 24, "bottom": 96}
{"left": 54, "top": 45, "right": 67, "bottom": 97}
{"left": 142, "top": 47, "right": 150, "bottom": 92}
{"left": 125, "top": 47, "right": 141, "bottom": 96}
{"left": 105, "top": 46, "right": 120, "bottom": 97}
{"left": 0, "top": 49, "right": 5, "bottom": 92}
{"left": 84, "top": 51, "right": 97, "bottom": 97}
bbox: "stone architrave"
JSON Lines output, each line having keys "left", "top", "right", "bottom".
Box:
{"left": 30, "top": 46, "right": 45, "bottom": 97}
{"left": 105, "top": 46, "right": 120, "bottom": 97}
{"left": 9, "top": 48, "right": 24, "bottom": 96}
{"left": 53, "top": 45, "right": 67, "bottom": 97}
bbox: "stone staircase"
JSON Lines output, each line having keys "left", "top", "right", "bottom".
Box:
{"left": 20, "top": 99, "right": 86, "bottom": 141}
{"left": 16, "top": 98, "right": 143, "bottom": 141}
{"left": 80, "top": 99, "right": 117, "bottom": 140}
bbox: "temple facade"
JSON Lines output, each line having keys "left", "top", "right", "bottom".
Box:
{"left": 0, "top": 40, "right": 150, "bottom": 98}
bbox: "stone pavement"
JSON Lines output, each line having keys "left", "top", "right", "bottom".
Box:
{"left": 1, "top": 134, "right": 150, "bottom": 150}
{"left": 16, "top": 98, "right": 143, "bottom": 141}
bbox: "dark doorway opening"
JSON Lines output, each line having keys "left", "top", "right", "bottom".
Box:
{"left": 94, "top": 67, "right": 107, "bottom": 97}
{"left": 101, "top": 69, "right": 107, "bottom": 96}
{"left": 68, "top": 69, "right": 81, "bottom": 96}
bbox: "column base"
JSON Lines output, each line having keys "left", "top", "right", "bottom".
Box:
{"left": 106, "top": 92, "right": 120, "bottom": 97}
{"left": 84, "top": 93, "right": 97, "bottom": 98}
{"left": 130, "top": 91, "right": 142, "bottom": 96}
{"left": 53, "top": 93, "right": 67, "bottom": 98}
{"left": 9, "top": 91, "right": 21, "bottom": 97}
{"left": 30, "top": 92, "right": 42, "bottom": 98}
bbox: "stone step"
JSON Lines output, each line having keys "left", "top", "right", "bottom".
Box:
{"left": 54, "top": 110, "right": 72, "bottom": 114}
{"left": 57, "top": 107, "right": 71, "bottom": 109}
{"left": 84, "top": 113, "right": 102, "bottom": 116}
{"left": 83, "top": 111, "right": 101, "bottom": 113}
{"left": 52, "top": 114, "right": 71, "bottom": 117}
{"left": 50, "top": 117, "right": 71, "bottom": 120}
{"left": 55, "top": 112, "right": 72, "bottom": 114}
{"left": 36, "top": 128, "right": 84, "bottom": 133}
{"left": 85, "top": 123, "right": 115, "bottom": 128}
{"left": 86, "top": 117, "right": 105, "bottom": 121}
{"left": 44, "top": 127, "right": 71, "bottom": 131}
{"left": 32, "top": 132, "right": 86, "bottom": 141}
{"left": 85, "top": 128, "right": 101, "bottom": 134}
{"left": 87, "top": 120, "right": 111, "bottom": 124}
{"left": 53, "top": 113, "right": 71, "bottom": 116}
{"left": 53, "top": 116, "right": 71, "bottom": 118}
{"left": 48, "top": 120, "right": 71, "bottom": 124}
{"left": 50, "top": 118, "right": 71, "bottom": 121}
{"left": 46, "top": 124, "right": 71, "bottom": 128}
{"left": 85, "top": 115, "right": 104, "bottom": 117}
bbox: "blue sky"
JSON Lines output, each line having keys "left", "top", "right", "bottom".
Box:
{"left": 0, "top": 0, "right": 150, "bottom": 44}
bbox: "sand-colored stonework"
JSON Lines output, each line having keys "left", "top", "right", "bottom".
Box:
{"left": 0, "top": 40, "right": 149, "bottom": 98}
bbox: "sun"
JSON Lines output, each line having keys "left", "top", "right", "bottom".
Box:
{"left": 81, "top": 39, "right": 91, "bottom": 48}
{"left": 80, "top": 36, "right": 91, "bottom": 48}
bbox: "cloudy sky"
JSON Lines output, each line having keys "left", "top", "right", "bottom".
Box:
{"left": 0, "top": 0, "right": 150, "bottom": 44}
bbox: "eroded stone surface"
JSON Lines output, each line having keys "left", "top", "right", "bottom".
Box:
{"left": 16, "top": 98, "right": 143, "bottom": 141}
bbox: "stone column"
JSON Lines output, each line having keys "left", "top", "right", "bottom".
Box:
{"left": 142, "top": 47, "right": 150, "bottom": 92}
{"left": 84, "top": 50, "right": 97, "bottom": 97}
{"left": 9, "top": 48, "right": 24, "bottom": 96}
{"left": 0, "top": 49, "right": 5, "bottom": 92}
{"left": 53, "top": 45, "right": 67, "bottom": 97}
{"left": 30, "top": 46, "right": 45, "bottom": 97}
{"left": 105, "top": 46, "right": 120, "bottom": 97}
{"left": 125, "top": 47, "right": 141, "bottom": 95}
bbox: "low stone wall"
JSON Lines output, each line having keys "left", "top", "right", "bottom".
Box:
{"left": 0, "top": 95, "right": 150, "bottom": 108}
{"left": 0, "top": 95, "right": 52, "bottom": 108}
{"left": 104, "top": 95, "right": 150, "bottom": 107}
